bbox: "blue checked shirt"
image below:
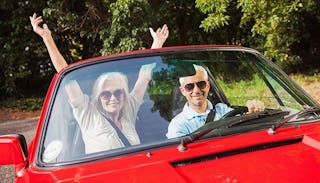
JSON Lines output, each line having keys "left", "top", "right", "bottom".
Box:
{"left": 166, "top": 100, "right": 233, "bottom": 138}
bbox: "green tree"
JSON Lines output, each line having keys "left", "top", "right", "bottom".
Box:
{"left": 1, "top": 0, "right": 319, "bottom": 102}
{"left": 0, "top": 0, "right": 51, "bottom": 100}
{"left": 42, "top": 0, "right": 215, "bottom": 55}
{"left": 196, "top": 0, "right": 320, "bottom": 72}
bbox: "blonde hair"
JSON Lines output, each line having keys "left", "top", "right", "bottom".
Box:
{"left": 91, "top": 72, "right": 130, "bottom": 120}
{"left": 179, "top": 64, "right": 208, "bottom": 86}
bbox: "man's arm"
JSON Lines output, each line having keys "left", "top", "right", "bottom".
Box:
{"left": 166, "top": 119, "right": 189, "bottom": 139}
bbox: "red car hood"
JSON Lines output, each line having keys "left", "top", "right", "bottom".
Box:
{"left": 21, "top": 123, "right": 320, "bottom": 183}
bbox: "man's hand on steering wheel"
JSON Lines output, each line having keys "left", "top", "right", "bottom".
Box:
{"left": 246, "top": 100, "right": 265, "bottom": 113}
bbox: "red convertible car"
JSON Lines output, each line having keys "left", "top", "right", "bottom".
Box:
{"left": 1, "top": 45, "right": 320, "bottom": 182}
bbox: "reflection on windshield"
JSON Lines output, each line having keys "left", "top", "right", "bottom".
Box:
{"left": 41, "top": 50, "right": 317, "bottom": 164}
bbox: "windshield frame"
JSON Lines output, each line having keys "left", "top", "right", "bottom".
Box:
{"left": 35, "top": 45, "right": 320, "bottom": 167}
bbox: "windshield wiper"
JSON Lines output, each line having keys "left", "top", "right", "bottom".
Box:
{"left": 267, "top": 106, "right": 320, "bottom": 135}
{"left": 222, "top": 110, "right": 288, "bottom": 128}
{"left": 177, "top": 109, "right": 288, "bottom": 152}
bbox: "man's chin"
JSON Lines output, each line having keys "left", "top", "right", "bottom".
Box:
{"left": 192, "top": 96, "right": 204, "bottom": 101}
{"left": 191, "top": 100, "right": 205, "bottom": 106}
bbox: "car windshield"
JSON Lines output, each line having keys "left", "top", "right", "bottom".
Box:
{"left": 40, "top": 48, "right": 318, "bottom": 164}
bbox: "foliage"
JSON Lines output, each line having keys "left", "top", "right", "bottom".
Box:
{"left": 290, "top": 73, "right": 320, "bottom": 103}
{"left": 0, "top": 0, "right": 319, "bottom": 102}
{"left": 196, "top": 0, "right": 320, "bottom": 72}
{"left": 0, "top": 0, "right": 51, "bottom": 100}
{"left": 218, "top": 74, "right": 270, "bottom": 105}
{"left": 99, "top": 0, "right": 150, "bottom": 54}
{"left": 0, "top": 97, "right": 43, "bottom": 111}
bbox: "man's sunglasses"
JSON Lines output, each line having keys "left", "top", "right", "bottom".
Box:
{"left": 184, "top": 80, "right": 207, "bottom": 92}
{"left": 100, "top": 89, "right": 124, "bottom": 100}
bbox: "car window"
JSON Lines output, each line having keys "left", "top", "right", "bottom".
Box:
{"left": 40, "top": 50, "right": 315, "bottom": 164}
{"left": 212, "top": 53, "right": 302, "bottom": 111}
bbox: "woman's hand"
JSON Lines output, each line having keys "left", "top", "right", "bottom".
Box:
{"left": 29, "top": 12, "right": 67, "bottom": 73}
{"left": 132, "top": 63, "right": 157, "bottom": 101}
{"left": 138, "top": 63, "right": 157, "bottom": 82}
{"left": 150, "top": 24, "right": 169, "bottom": 49}
{"left": 29, "top": 13, "right": 51, "bottom": 39}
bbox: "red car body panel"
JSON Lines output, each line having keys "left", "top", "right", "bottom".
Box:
{"left": 14, "top": 123, "right": 320, "bottom": 182}
{"left": 0, "top": 135, "right": 26, "bottom": 175}
{"left": 1, "top": 45, "right": 320, "bottom": 182}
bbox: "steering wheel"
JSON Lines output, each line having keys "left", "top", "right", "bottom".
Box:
{"left": 220, "top": 106, "right": 248, "bottom": 120}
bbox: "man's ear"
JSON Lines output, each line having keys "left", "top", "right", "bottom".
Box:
{"left": 179, "top": 86, "right": 187, "bottom": 96}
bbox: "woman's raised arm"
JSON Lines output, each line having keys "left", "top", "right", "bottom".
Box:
{"left": 30, "top": 13, "right": 82, "bottom": 101}
{"left": 149, "top": 24, "right": 169, "bottom": 49}
{"left": 131, "top": 24, "right": 169, "bottom": 101}
{"left": 29, "top": 13, "right": 67, "bottom": 73}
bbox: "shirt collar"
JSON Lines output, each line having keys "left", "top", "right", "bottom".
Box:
{"left": 183, "top": 100, "right": 213, "bottom": 120}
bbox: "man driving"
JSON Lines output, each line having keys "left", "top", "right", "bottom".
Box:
{"left": 166, "top": 64, "right": 265, "bottom": 138}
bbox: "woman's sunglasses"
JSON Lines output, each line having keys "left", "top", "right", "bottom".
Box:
{"left": 184, "top": 80, "right": 207, "bottom": 92}
{"left": 100, "top": 89, "right": 124, "bottom": 100}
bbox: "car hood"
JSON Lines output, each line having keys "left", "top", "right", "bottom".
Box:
{"left": 171, "top": 135, "right": 320, "bottom": 182}
{"left": 23, "top": 123, "right": 320, "bottom": 183}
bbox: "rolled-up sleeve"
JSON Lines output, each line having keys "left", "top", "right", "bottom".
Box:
{"left": 214, "top": 103, "right": 233, "bottom": 120}
{"left": 166, "top": 118, "right": 189, "bottom": 138}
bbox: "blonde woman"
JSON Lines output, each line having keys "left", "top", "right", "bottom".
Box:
{"left": 30, "top": 13, "right": 169, "bottom": 153}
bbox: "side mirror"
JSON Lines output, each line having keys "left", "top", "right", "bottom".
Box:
{"left": 0, "top": 134, "right": 28, "bottom": 174}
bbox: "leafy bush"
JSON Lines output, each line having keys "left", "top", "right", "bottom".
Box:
{"left": 0, "top": 98, "right": 43, "bottom": 111}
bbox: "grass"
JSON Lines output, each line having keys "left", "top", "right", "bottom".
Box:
{"left": 0, "top": 74, "right": 318, "bottom": 112}
{"left": 218, "top": 74, "right": 267, "bottom": 104}
{"left": 290, "top": 73, "right": 320, "bottom": 103}
{"left": 0, "top": 97, "right": 44, "bottom": 111}
{"left": 217, "top": 73, "right": 320, "bottom": 109}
